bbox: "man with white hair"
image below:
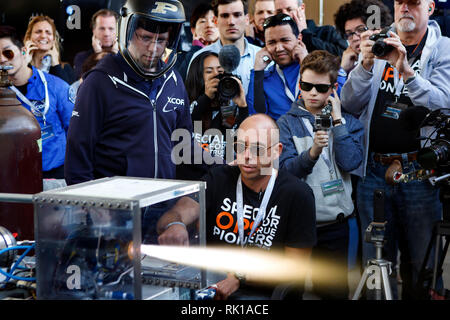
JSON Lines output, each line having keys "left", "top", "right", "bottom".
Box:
{"left": 274, "top": 0, "right": 347, "bottom": 56}
{"left": 341, "top": 0, "right": 450, "bottom": 299}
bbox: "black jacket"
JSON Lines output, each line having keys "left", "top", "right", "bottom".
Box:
{"left": 302, "top": 20, "right": 348, "bottom": 56}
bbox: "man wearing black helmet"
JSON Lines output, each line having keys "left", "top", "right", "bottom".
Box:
{"left": 65, "top": 0, "right": 198, "bottom": 243}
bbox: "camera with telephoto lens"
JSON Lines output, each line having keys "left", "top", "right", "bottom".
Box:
{"left": 417, "top": 110, "right": 450, "bottom": 172}
{"left": 370, "top": 29, "right": 394, "bottom": 57}
{"left": 314, "top": 102, "right": 333, "bottom": 131}
{"left": 214, "top": 73, "right": 242, "bottom": 129}
{"left": 216, "top": 73, "right": 241, "bottom": 102}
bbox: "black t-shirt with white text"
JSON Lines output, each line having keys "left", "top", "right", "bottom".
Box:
{"left": 203, "top": 165, "right": 317, "bottom": 250}
{"left": 369, "top": 31, "right": 428, "bottom": 154}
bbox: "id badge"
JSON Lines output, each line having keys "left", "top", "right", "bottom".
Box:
{"left": 41, "top": 124, "right": 55, "bottom": 141}
{"left": 381, "top": 101, "right": 408, "bottom": 120}
{"left": 321, "top": 179, "right": 344, "bottom": 197}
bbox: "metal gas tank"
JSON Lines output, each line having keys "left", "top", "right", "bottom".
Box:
{"left": 0, "top": 66, "right": 42, "bottom": 240}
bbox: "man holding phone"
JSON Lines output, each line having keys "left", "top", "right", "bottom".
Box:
{"left": 246, "top": 13, "right": 308, "bottom": 121}
{"left": 73, "top": 9, "right": 119, "bottom": 79}
{"left": 277, "top": 50, "right": 364, "bottom": 299}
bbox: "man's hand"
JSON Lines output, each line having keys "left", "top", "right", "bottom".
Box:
{"left": 92, "top": 35, "right": 102, "bottom": 53}
{"left": 111, "top": 38, "right": 119, "bottom": 54}
{"left": 340, "top": 46, "right": 359, "bottom": 74}
{"left": 291, "top": 7, "right": 307, "bottom": 33}
{"left": 254, "top": 47, "right": 272, "bottom": 71}
{"left": 380, "top": 31, "right": 415, "bottom": 82}
{"left": 214, "top": 273, "right": 240, "bottom": 300}
{"left": 157, "top": 224, "right": 189, "bottom": 246}
{"left": 328, "top": 88, "right": 342, "bottom": 121}
{"left": 360, "top": 29, "right": 379, "bottom": 72}
{"left": 310, "top": 130, "right": 329, "bottom": 160}
{"left": 292, "top": 38, "right": 308, "bottom": 64}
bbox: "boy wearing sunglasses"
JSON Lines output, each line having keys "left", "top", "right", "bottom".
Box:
{"left": 277, "top": 50, "right": 364, "bottom": 299}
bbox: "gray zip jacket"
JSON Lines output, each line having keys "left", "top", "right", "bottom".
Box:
{"left": 341, "top": 20, "right": 450, "bottom": 177}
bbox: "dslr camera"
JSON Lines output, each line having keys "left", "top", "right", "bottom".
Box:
{"left": 216, "top": 73, "right": 241, "bottom": 102}
{"left": 370, "top": 28, "right": 394, "bottom": 57}
{"left": 314, "top": 102, "right": 333, "bottom": 131}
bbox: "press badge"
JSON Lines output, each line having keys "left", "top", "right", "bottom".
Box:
{"left": 381, "top": 101, "right": 408, "bottom": 120}
{"left": 321, "top": 179, "right": 344, "bottom": 197}
{"left": 41, "top": 124, "right": 55, "bottom": 141}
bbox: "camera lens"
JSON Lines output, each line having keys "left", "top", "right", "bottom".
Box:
{"left": 372, "top": 40, "right": 388, "bottom": 57}
{"left": 417, "top": 141, "right": 450, "bottom": 169}
{"left": 218, "top": 76, "right": 240, "bottom": 100}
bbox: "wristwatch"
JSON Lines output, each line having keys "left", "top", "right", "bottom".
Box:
{"left": 333, "top": 118, "right": 343, "bottom": 126}
{"left": 234, "top": 272, "right": 246, "bottom": 286}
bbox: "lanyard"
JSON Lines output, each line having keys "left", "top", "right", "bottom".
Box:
{"left": 276, "top": 64, "right": 301, "bottom": 103}
{"left": 10, "top": 69, "right": 50, "bottom": 125}
{"left": 236, "top": 168, "right": 277, "bottom": 247}
{"left": 301, "top": 117, "right": 335, "bottom": 176}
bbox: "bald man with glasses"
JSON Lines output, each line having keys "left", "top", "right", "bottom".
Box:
{"left": 157, "top": 113, "right": 317, "bottom": 300}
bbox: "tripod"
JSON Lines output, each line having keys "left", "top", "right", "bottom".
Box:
{"left": 352, "top": 222, "right": 393, "bottom": 300}
{"left": 353, "top": 189, "right": 393, "bottom": 300}
{"left": 417, "top": 180, "right": 450, "bottom": 299}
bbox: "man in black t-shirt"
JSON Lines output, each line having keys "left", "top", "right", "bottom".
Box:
{"left": 341, "top": 0, "right": 450, "bottom": 299}
{"left": 157, "top": 114, "right": 316, "bottom": 300}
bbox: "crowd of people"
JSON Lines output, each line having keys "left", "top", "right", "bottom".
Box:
{"left": 1, "top": 0, "right": 449, "bottom": 300}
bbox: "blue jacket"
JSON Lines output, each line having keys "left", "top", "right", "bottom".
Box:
{"left": 247, "top": 62, "right": 300, "bottom": 121}
{"left": 247, "top": 62, "right": 346, "bottom": 121}
{"left": 14, "top": 66, "right": 73, "bottom": 172}
{"left": 65, "top": 53, "right": 193, "bottom": 185}
{"left": 277, "top": 100, "right": 364, "bottom": 221}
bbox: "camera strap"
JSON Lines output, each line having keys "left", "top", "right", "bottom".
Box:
{"left": 276, "top": 64, "right": 301, "bottom": 103}
{"left": 236, "top": 168, "right": 277, "bottom": 248}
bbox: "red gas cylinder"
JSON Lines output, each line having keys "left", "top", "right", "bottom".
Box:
{"left": 0, "top": 66, "right": 42, "bottom": 240}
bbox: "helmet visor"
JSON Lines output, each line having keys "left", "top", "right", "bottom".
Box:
{"left": 121, "top": 13, "right": 181, "bottom": 78}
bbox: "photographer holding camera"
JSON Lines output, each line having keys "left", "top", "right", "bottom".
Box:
{"left": 278, "top": 50, "right": 364, "bottom": 299}
{"left": 186, "top": 50, "right": 248, "bottom": 162}
{"left": 341, "top": 0, "right": 450, "bottom": 299}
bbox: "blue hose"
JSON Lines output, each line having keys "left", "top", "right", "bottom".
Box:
{"left": 0, "top": 245, "right": 36, "bottom": 282}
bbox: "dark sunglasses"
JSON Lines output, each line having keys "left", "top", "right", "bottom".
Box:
{"left": 343, "top": 25, "right": 368, "bottom": 40}
{"left": 1, "top": 49, "right": 14, "bottom": 60}
{"left": 234, "top": 141, "right": 277, "bottom": 157}
{"left": 300, "top": 81, "right": 334, "bottom": 93}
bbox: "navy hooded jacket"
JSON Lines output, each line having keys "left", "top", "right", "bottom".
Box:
{"left": 65, "top": 53, "right": 193, "bottom": 185}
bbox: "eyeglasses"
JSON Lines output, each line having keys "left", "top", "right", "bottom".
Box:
{"left": 300, "top": 81, "right": 333, "bottom": 93}
{"left": 263, "top": 13, "right": 294, "bottom": 30}
{"left": 134, "top": 32, "right": 168, "bottom": 46}
{"left": 234, "top": 141, "right": 278, "bottom": 157}
{"left": 1, "top": 49, "right": 14, "bottom": 60}
{"left": 343, "top": 25, "right": 368, "bottom": 40}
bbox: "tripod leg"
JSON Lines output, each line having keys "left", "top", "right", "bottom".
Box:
{"left": 432, "top": 233, "right": 441, "bottom": 290}
{"left": 352, "top": 267, "right": 370, "bottom": 300}
{"left": 417, "top": 229, "right": 435, "bottom": 291}
{"left": 380, "top": 265, "right": 393, "bottom": 300}
{"left": 431, "top": 235, "right": 449, "bottom": 293}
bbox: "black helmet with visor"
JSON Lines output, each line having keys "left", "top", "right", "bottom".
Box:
{"left": 118, "top": 0, "right": 185, "bottom": 79}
